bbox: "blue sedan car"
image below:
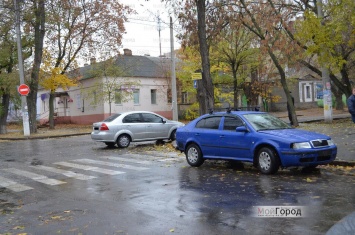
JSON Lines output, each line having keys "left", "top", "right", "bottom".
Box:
{"left": 175, "top": 110, "right": 337, "bottom": 174}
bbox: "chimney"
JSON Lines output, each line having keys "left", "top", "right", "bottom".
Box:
{"left": 90, "top": 57, "right": 96, "bottom": 64}
{"left": 123, "top": 48, "right": 132, "bottom": 56}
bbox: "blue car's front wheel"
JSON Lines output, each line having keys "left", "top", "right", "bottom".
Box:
{"left": 186, "top": 143, "right": 204, "bottom": 167}
{"left": 257, "top": 147, "right": 280, "bottom": 174}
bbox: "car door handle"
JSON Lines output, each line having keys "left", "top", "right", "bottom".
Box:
{"left": 195, "top": 133, "right": 200, "bottom": 136}
{"left": 219, "top": 135, "right": 225, "bottom": 138}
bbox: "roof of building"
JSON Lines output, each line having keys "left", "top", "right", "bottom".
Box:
{"left": 78, "top": 54, "right": 172, "bottom": 80}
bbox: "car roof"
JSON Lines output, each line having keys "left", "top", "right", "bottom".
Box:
{"left": 117, "top": 111, "right": 158, "bottom": 115}
{"left": 201, "top": 111, "right": 266, "bottom": 117}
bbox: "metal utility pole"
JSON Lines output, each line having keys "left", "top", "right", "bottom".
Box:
{"left": 14, "top": 0, "right": 30, "bottom": 136}
{"left": 170, "top": 16, "right": 178, "bottom": 121}
{"left": 157, "top": 14, "right": 162, "bottom": 57}
{"left": 317, "top": 0, "right": 333, "bottom": 123}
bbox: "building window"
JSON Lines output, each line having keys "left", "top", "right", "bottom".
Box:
{"left": 306, "top": 86, "right": 311, "bottom": 99}
{"left": 167, "top": 88, "right": 172, "bottom": 103}
{"left": 76, "top": 94, "right": 81, "bottom": 109}
{"left": 182, "top": 92, "right": 188, "bottom": 104}
{"left": 133, "top": 89, "right": 140, "bottom": 105}
{"left": 299, "top": 82, "right": 313, "bottom": 103}
{"left": 115, "top": 89, "right": 122, "bottom": 104}
{"left": 42, "top": 100, "right": 46, "bottom": 112}
{"left": 305, "top": 84, "right": 312, "bottom": 102}
{"left": 151, "top": 89, "right": 157, "bottom": 104}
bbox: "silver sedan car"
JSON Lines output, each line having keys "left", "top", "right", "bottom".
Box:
{"left": 91, "top": 111, "right": 185, "bottom": 148}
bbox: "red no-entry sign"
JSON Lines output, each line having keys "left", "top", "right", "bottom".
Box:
{"left": 18, "top": 84, "right": 30, "bottom": 96}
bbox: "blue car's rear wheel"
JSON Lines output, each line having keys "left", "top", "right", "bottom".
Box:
{"left": 257, "top": 147, "right": 279, "bottom": 174}
{"left": 186, "top": 143, "right": 204, "bottom": 167}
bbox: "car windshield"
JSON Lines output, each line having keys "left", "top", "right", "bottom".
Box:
{"left": 242, "top": 113, "right": 291, "bottom": 131}
{"left": 102, "top": 113, "right": 121, "bottom": 122}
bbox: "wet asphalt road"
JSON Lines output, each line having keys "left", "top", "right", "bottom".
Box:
{"left": 0, "top": 135, "right": 354, "bottom": 235}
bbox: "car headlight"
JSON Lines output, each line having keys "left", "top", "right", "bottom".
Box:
{"left": 327, "top": 140, "right": 335, "bottom": 146}
{"left": 292, "top": 142, "right": 311, "bottom": 149}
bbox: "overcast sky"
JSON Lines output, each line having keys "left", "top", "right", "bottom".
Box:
{"left": 120, "top": 0, "right": 181, "bottom": 57}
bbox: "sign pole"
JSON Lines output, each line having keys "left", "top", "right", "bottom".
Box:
{"left": 14, "top": 0, "right": 30, "bottom": 136}
{"left": 317, "top": 0, "right": 333, "bottom": 123}
{"left": 170, "top": 16, "right": 178, "bottom": 121}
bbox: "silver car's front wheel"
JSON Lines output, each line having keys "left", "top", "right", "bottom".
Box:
{"left": 186, "top": 143, "right": 204, "bottom": 167}
{"left": 117, "top": 134, "right": 131, "bottom": 148}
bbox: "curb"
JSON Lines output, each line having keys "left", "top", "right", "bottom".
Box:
{"left": 0, "top": 132, "right": 90, "bottom": 140}
{"left": 330, "top": 160, "right": 355, "bottom": 167}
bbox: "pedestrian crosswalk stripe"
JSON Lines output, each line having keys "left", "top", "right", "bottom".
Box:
{"left": 155, "top": 158, "right": 181, "bottom": 162}
{"left": 73, "top": 159, "right": 149, "bottom": 171}
{"left": 30, "top": 165, "right": 97, "bottom": 180}
{"left": 53, "top": 162, "right": 125, "bottom": 175}
{"left": 0, "top": 176, "right": 33, "bottom": 192}
{"left": 3, "top": 168, "right": 66, "bottom": 186}
{"left": 100, "top": 156, "right": 152, "bottom": 165}
{"left": 122, "top": 153, "right": 182, "bottom": 163}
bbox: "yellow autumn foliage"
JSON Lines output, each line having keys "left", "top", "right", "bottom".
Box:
{"left": 39, "top": 49, "right": 78, "bottom": 93}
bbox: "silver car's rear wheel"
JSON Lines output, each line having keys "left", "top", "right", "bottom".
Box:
{"left": 186, "top": 143, "right": 204, "bottom": 167}
{"left": 117, "top": 134, "right": 131, "bottom": 148}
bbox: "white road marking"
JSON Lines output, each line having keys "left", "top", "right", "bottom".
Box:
{"left": 73, "top": 159, "right": 149, "bottom": 171}
{"left": 100, "top": 156, "right": 152, "bottom": 165}
{"left": 3, "top": 168, "right": 66, "bottom": 186}
{"left": 30, "top": 165, "right": 96, "bottom": 180}
{"left": 121, "top": 153, "right": 182, "bottom": 162}
{"left": 0, "top": 176, "right": 33, "bottom": 192}
{"left": 53, "top": 162, "right": 125, "bottom": 175}
{"left": 156, "top": 158, "right": 181, "bottom": 162}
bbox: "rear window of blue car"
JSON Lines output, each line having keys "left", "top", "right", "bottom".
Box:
{"left": 195, "top": 116, "right": 221, "bottom": 129}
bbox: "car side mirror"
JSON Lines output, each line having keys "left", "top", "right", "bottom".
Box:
{"left": 236, "top": 126, "right": 248, "bottom": 132}
{"left": 162, "top": 119, "right": 167, "bottom": 124}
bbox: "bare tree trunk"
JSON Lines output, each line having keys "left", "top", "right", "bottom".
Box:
{"left": 196, "top": 0, "right": 214, "bottom": 115}
{"left": 268, "top": 49, "right": 298, "bottom": 126}
{"left": 27, "top": 0, "right": 45, "bottom": 133}
{"left": 232, "top": 68, "right": 238, "bottom": 108}
{"left": 49, "top": 93, "right": 55, "bottom": 129}
{"left": 0, "top": 93, "right": 10, "bottom": 134}
{"left": 333, "top": 88, "right": 344, "bottom": 110}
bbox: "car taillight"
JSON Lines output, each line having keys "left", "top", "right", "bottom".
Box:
{"left": 100, "top": 123, "right": 109, "bottom": 131}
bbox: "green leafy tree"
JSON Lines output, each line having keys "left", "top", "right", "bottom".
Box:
{"left": 0, "top": 0, "right": 32, "bottom": 134}
{"left": 294, "top": 0, "right": 355, "bottom": 108}
{"left": 210, "top": 23, "right": 259, "bottom": 108}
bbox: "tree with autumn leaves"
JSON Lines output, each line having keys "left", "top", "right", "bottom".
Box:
{"left": 39, "top": 50, "right": 78, "bottom": 129}
{"left": 172, "top": 0, "right": 354, "bottom": 125}
{"left": 0, "top": 0, "right": 132, "bottom": 134}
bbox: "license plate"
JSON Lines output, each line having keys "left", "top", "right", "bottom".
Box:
{"left": 318, "top": 149, "right": 332, "bottom": 157}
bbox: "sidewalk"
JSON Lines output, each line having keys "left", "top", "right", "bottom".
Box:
{"left": 270, "top": 108, "right": 351, "bottom": 123}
